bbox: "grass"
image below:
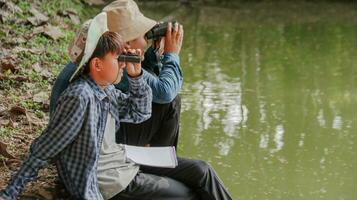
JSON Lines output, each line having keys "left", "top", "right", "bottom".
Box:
{"left": 21, "top": 99, "right": 42, "bottom": 111}
{"left": 0, "top": 0, "right": 100, "bottom": 140}
{"left": 0, "top": 127, "right": 15, "bottom": 139}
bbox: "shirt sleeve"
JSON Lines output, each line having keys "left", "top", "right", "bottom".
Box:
{"left": 0, "top": 95, "right": 87, "bottom": 200}
{"left": 143, "top": 52, "right": 183, "bottom": 104}
{"left": 112, "top": 73, "right": 152, "bottom": 124}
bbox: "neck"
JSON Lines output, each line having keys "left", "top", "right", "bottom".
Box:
{"left": 89, "top": 73, "right": 108, "bottom": 89}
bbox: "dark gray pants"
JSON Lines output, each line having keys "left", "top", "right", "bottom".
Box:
{"left": 111, "top": 158, "right": 232, "bottom": 200}
{"left": 110, "top": 171, "right": 198, "bottom": 200}
{"left": 114, "top": 95, "right": 232, "bottom": 200}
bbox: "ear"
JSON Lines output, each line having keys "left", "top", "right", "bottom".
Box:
{"left": 90, "top": 57, "right": 103, "bottom": 72}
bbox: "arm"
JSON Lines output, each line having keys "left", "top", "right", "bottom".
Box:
{"left": 112, "top": 73, "right": 152, "bottom": 124}
{"left": 142, "top": 22, "right": 184, "bottom": 104}
{"left": 0, "top": 95, "right": 87, "bottom": 200}
{"left": 143, "top": 52, "right": 183, "bottom": 104}
{"left": 112, "top": 49, "right": 152, "bottom": 124}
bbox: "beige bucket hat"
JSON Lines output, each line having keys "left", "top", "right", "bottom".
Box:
{"left": 69, "top": 12, "right": 109, "bottom": 82}
{"left": 68, "top": 0, "right": 156, "bottom": 81}
{"left": 102, "top": 0, "right": 157, "bottom": 42}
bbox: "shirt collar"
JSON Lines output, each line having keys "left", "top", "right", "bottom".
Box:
{"left": 82, "top": 75, "right": 115, "bottom": 101}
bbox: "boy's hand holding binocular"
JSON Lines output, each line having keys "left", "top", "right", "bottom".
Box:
{"left": 122, "top": 49, "right": 142, "bottom": 78}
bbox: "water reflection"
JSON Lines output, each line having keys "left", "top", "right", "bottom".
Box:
{"left": 317, "top": 109, "right": 327, "bottom": 128}
{"left": 181, "top": 66, "right": 246, "bottom": 154}
{"left": 270, "top": 124, "right": 285, "bottom": 153}
{"left": 332, "top": 115, "right": 342, "bottom": 130}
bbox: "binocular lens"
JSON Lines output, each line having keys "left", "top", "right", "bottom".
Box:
{"left": 146, "top": 21, "right": 177, "bottom": 40}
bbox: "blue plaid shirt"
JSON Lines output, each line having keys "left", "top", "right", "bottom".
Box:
{"left": 0, "top": 74, "right": 152, "bottom": 200}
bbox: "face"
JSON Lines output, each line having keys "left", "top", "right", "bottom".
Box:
{"left": 127, "top": 35, "right": 148, "bottom": 52}
{"left": 91, "top": 52, "right": 125, "bottom": 85}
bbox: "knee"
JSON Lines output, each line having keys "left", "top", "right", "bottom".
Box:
{"left": 194, "top": 160, "right": 212, "bottom": 178}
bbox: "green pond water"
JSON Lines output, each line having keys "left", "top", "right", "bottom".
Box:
{"left": 141, "top": 2, "right": 357, "bottom": 200}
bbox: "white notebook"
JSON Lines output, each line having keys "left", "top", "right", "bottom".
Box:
{"left": 124, "top": 145, "right": 178, "bottom": 168}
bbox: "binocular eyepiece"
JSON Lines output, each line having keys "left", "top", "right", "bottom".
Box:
{"left": 145, "top": 21, "right": 177, "bottom": 40}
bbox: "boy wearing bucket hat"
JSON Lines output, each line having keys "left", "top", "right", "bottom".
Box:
{"left": 0, "top": 12, "right": 153, "bottom": 200}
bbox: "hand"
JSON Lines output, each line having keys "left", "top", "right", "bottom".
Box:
{"left": 152, "top": 37, "right": 165, "bottom": 56}
{"left": 124, "top": 49, "right": 142, "bottom": 78}
{"left": 0, "top": 197, "right": 4, "bottom": 200}
{"left": 164, "top": 22, "right": 184, "bottom": 54}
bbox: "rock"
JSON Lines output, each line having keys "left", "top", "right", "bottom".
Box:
{"left": 28, "top": 7, "right": 49, "bottom": 26}
{"left": 33, "top": 24, "right": 64, "bottom": 40}
{"left": 0, "top": 0, "right": 22, "bottom": 23}
{"left": 58, "top": 9, "right": 81, "bottom": 25}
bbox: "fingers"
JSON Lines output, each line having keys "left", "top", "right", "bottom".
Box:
{"left": 177, "top": 24, "right": 183, "bottom": 41}
{"left": 127, "top": 49, "right": 134, "bottom": 54}
{"left": 166, "top": 22, "right": 172, "bottom": 41}
{"left": 172, "top": 22, "right": 179, "bottom": 39}
{"left": 163, "top": 22, "right": 183, "bottom": 54}
{"left": 126, "top": 48, "right": 141, "bottom": 56}
{"left": 136, "top": 49, "right": 142, "bottom": 57}
{"left": 125, "top": 52, "right": 142, "bottom": 77}
{"left": 124, "top": 48, "right": 142, "bottom": 71}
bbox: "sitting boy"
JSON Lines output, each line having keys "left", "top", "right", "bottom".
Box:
{"left": 0, "top": 12, "right": 152, "bottom": 199}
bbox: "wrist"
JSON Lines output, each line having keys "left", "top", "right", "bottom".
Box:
{"left": 163, "top": 52, "right": 179, "bottom": 58}
{"left": 164, "top": 50, "right": 178, "bottom": 54}
{"left": 127, "top": 70, "right": 142, "bottom": 78}
{"left": 127, "top": 71, "right": 145, "bottom": 89}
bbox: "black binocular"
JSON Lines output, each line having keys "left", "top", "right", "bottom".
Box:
{"left": 118, "top": 53, "right": 141, "bottom": 63}
{"left": 145, "top": 21, "right": 177, "bottom": 40}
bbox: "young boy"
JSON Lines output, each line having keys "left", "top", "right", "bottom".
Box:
{"left": 0, "top": 12, "right": 152, "bottom": 200}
